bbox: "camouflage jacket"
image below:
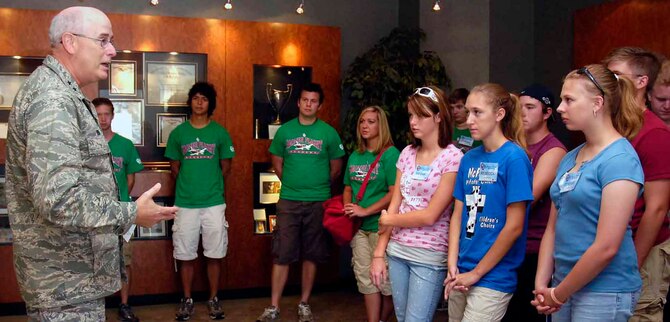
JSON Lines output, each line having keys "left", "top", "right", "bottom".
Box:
{"left": 6, "top": 56, "right": 137, "bottom": 309}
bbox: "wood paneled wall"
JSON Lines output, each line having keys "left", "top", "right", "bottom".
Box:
{"left": 0, "top": 8, "right": 341, "bottom": 304}
{"left": 574, "top": 0, "right": 670, "bottom": 68}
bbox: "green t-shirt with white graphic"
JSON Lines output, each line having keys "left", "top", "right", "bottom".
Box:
{"left": 269, "top": 118, "right": 345, "bottom": 201}
{"left": 165, "top": 121, "right": 235, "bottom": 208}
{"left": 108, "top": 133, "right": 144, "bottom": 202}
{"left": 452, "top": 127, "right": 482, "bottom": 153}
{"left": 344, "top": 147, "right": 400, "bottom": 232}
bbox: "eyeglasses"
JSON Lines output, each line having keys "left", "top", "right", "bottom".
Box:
{"left": 69, "top": 33, "right": 114, "bottom": 48}
{"left": 577, "top": 67, "right": 605, "bottom": 97}
{"left": 414, "top": 87, "right": 439, "bottom": 103}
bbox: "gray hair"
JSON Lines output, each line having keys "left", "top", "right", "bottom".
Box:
{"left": 48, "top": 7, "right": 106, "bottom": 47}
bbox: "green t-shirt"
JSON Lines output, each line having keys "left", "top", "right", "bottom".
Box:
{"left": 165, "top": 121, "right": 235, "bottom": 208}
{"left": 343, "top": 147, "right": 400, "bottom": 232}
{"left": 269, "top": 118, "right": 345, "bottom": 201}
{"left": 452, "top": 127, "right": 482, "bottom": 153}
{"left": 108, "top": 133, "right": 144, "bottom": 202}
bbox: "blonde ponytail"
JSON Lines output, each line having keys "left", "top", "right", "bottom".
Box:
{"left": 470, "top": 83, "right": 528, "bottom": 153}
{"left": 614, "top": 76, "right": 643, "bottom": 140}
{"left": 565, "top": 64, "right": 643, "bottom": 140}
{"left": 505, "top": 94, "right": 527, "bottom": 152}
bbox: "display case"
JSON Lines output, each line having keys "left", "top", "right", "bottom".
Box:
{"left": 252, "top": 65, "right": 312, "bottom": 139}
{"left": 98, "top": 51, "right": 207, "bottom": 163}
{"left": 252, "top": 162, "right": 280, "bottom": 235}
{"left": 0, "top": 175, "right": 9, "bottom": 245}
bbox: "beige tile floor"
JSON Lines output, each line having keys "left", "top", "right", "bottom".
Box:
{"left": 0, "top": 290, "right": 449, "bottom": 321}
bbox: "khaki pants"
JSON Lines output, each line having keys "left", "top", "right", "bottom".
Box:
{"left": 448, "top": 286, "right": 512, "bottom": 322}
{"left": 631, "top": 238, "right": 670, "bottom": 322}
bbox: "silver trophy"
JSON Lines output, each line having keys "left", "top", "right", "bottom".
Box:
{"left": 266, "top": 83, "right": 293, "bottom": 125}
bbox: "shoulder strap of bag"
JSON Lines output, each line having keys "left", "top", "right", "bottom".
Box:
{"left": 355, "top": 147, "right": 389, "bottom": 203}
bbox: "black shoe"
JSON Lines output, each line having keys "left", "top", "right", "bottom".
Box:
{"left": 175, "top": 298, "right": 194, "bottom": 321}
{"left": 118, "top": 303, "right": 140, "bottom": 322}
{"left": 207, "top": 296, "right": 225, "bottom": 320}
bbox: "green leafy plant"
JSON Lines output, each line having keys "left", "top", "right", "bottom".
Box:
{"left": 342, "top": 27, "right": 450, "bottom": 152}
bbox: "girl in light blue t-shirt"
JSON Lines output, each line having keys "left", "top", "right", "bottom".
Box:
{"left": 532, "top": 64, "right": 644, "bottom": 322}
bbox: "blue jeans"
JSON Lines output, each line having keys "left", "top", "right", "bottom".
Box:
{"left": 387, "top": 255, "right": 447, "bottom": 322}
{"left": 552, "top": 289, "right": 640, "bottom": 322}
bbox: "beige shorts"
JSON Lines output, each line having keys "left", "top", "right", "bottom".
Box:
{"left": 172, "top": 204, "right": 229, "bottom": 261}
{"left": 122, "top": 240, "right": 132, "bottom": 266}
{"left": 631, "top": 238, "right": 670, "bottom": 321}
{"left": 351, "top": 230, "right": 392, "bottom": 295}
{"left": 448, "top": 286, "right": 512, "bottom": 322}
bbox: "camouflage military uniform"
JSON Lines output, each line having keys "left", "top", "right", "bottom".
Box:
{"left": 6, "top": 56, "right": 137, "bottom": 316}
{"left": 27, "top": 298, "right": 105, "bottom": 321}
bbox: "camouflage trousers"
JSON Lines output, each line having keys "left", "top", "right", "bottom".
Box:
{"left": 27, "top": 298, "right": 105, "bottom": 322}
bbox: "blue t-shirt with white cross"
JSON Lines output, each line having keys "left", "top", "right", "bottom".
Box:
{"left": 453, "top": 141, "right": 533, "bottom": 293}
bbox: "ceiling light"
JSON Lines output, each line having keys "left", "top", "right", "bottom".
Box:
{"left": 296, "top": 1, "right": 305, "bottom": 15}
{"left": 169, "top": 52, "right": 179, "bottom": 56}
{"left": 224, "top": 0, "right": 233, "bottom": 10}
{"left": 149, "top": 0, "right": 159, "bottom": 6}
{"left": 432, "top": 0, "right": 441, "bottom": 11}
{"left": 122, "top": 50, "right": 132, "bottom": 53}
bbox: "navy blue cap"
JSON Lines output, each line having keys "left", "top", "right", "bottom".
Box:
{"left": 520, "top": 83, "right": 555, "bottom": 108}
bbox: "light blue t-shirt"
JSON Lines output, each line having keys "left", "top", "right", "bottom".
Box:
{"left": 453, "top": 141, "right": 533, "bottom": 293}
{"left": 551, "top": 138, "right": 643, "bottom": 292}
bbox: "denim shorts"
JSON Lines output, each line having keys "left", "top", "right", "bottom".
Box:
{"left": 553, "top": 288, "right": 640, "bottom": 322}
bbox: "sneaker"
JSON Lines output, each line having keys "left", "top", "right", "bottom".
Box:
{"left": 207, "top": 296, "right": 225, "bottom": 320}
{"left": 256, "top": 306, "right": 280, "bottom": 322}
{"left": 297, "top": 302, "right": 313, "bottom": 322}
{"left": 118, "top": 303, "right": 139, "bottom": 322}
{"left": 175, "top": 298, "right": 194, "bottom": 321}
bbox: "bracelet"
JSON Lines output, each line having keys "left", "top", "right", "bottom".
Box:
{"left": 550, "top": 287, "right": 565, "bottom": 305}
{"left": 372, "top": 256, "right": 385, "bottom": 259}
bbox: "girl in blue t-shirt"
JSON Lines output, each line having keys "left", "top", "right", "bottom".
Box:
{"left": 444, "top": 83, "right": 534, "bottom": 322}
{"left": 532, "top": 64, "right": 644, "bottom": 321}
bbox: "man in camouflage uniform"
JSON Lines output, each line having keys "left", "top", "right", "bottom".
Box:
{"left": 6, "top": 6, "right": 178, "bottom": 321}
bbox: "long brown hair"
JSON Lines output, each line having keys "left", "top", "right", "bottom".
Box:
{"left": 469, "top": 83, "right": 527, "bottom": 151}
{"left": 355, "top": 106, "right": 394, "bottom": 154}
{"left": 564, "top": 64, "right": 643, "bottom": 140}
{"left": 407, "top": 86, "right": 453, "bottom": 148}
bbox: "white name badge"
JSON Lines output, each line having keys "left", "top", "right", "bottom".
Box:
{"left": 122, "top": 224, "right": 136, "bottom": 242}
{"left": 558, "top": 172, "right": 581, "bottom": 193}
{"left": 457, "top": 135, "right": 474, "bottom": 147}
{"left": 478, "top": 162, "right": 498, "bottom": 183}
{"left": 411, "top": 165, "right": 432, "bottom": 181}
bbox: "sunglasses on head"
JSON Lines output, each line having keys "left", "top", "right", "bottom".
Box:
{"left": 414, "top": 87, "right": 439, "bottom": 103}
{"left": 577, "top": 67, "right": 605, "bottom": 97}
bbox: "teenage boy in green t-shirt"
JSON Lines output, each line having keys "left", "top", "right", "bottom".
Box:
{"left": 165, "top": 82, "right": 235, "bottom": 321}
{"left": 449, "top": 88, "right": 481, "bottom": 153}
{"left": 93, "top": 97, "right": 144, "bottom": 322}
{"left": 257, "top": 83, "right": 345, "bottom": 322}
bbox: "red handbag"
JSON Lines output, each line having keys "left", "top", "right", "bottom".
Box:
{"left": 323, "top": 148, "right": 388, "bottom": 246}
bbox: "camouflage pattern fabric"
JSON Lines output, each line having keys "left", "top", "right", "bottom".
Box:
{"left": 26, "top": 298, "right": 105, "bottom": 322}
{"left": 6, "top": 56, "right": 138, "bottom": 309}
